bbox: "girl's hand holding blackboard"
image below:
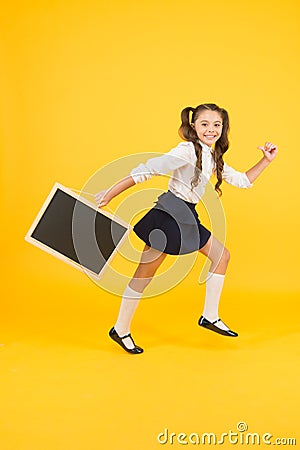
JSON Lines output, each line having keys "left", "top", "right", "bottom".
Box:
{"left": 95, "top": 176, "right": 136, "bottom": 208}
{"left": 95, "top": 190, "right": 110, "bottom": 208}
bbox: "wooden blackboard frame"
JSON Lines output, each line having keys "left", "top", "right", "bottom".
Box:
{"left": 25, "top": 182, "right": 132, "bottom": 279}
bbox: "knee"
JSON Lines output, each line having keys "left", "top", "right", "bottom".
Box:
{"left": 222, "top": 247, "right": 230, "bottom": 264}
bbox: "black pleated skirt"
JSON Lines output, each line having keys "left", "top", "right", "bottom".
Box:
{"left": 133, "top": 191, "right": 211, "bottom": 255}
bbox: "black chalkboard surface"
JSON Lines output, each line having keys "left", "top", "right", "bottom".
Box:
{"left": 25, "top": 183, "right": 131, "bottom": 278}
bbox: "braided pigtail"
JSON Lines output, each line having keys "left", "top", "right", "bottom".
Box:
{"left": 212, "top": 107, "right": 230, "bottom": 196}
{"left": 178, "top": 106, "right": 203, "bottom": 189}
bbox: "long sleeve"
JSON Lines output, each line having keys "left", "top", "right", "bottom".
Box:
{"left": 222, "top": 162, "right": 253, "bottom": 188}
{"left": 130, "top": 142, "right": 192, "bottom": 184}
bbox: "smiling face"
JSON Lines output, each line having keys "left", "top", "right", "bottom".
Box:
{"left": 193, "top": 110, "right": 223, "bottom": 147}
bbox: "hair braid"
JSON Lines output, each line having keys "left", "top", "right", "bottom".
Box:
{"left": 178, "top": 106, "right": 203, "bottom": 190}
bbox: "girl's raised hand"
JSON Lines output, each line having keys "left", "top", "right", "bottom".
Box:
{"left": 257, "top": 142, "right": 278, "bottom": 162}
{"left": 94, "top": 189, "right": 110, "bottom": 208}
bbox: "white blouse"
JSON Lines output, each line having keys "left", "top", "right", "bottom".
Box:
{"left": 130, "top": 141, "right": 253, "bottom": 203}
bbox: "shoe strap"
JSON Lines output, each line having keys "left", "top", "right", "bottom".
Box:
{"left": 120, "top": 332, "right": 131, "bottom": 339}
{"left": 212, "top": 318, "right": 221, "bottom": 324}
{"left": 120, "top": 333, "right": 138, "bottom": 349}
{"left": 113, "top": 328, "right": 139, "bottom": 347}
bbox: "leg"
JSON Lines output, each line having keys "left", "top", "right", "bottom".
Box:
{"left": 197, "top": 235, "right": 237, "bottom": 336}
{"left": 111, "top": 245, "right": 168, "bottom": 352}
{"left": 129, "top": 244, "right": 168, "bottom": 292}
{"left": 198, "top": 235, "right": 230, "bottom": 275}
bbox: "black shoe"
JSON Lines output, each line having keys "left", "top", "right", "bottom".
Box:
{"left": 109, "top": 327, "right": 144, "bottom": 354}
{"left": 198, "top": 316, "right": 238, "bottom": 337}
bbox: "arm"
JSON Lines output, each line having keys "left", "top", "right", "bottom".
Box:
{"left": 95, "top": 141, "right": 192, "bottom": 207}
{"left": 245, "top": 142, "right": 278, "bottom": 183}
{"left": 129, "top": 141, "right": 192, "bottom": 183}
{"left": 221, "top": 141, "right": 278, "bottom": 188}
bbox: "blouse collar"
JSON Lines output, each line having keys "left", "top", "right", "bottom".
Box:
{"left": 198, "top": 140, "right": 213, "bottom": 153}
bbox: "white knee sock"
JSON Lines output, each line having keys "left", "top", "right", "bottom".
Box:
{"left": 114, "top": 285, "right": 142, "bottom": 349}
{"left": 202, "top": 271, "right": 230, "bottom": 331}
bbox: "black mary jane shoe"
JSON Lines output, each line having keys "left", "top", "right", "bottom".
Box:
{"left": 109, "top": 327, "right": 144, "bottom": 354}
{"left": 198, "top": 316, "right": 238, "bottom": 337}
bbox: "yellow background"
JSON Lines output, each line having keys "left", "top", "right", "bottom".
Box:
{"left": 1, "top": 0, "right": 299, "bottom": 449}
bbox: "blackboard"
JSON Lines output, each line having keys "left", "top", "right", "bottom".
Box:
{"left": 25, "top": 183, "right": 131, "bottom": 278}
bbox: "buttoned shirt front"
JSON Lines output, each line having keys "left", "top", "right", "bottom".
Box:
{"left": 130, "top": 140, "right": 253, "bottom": 203}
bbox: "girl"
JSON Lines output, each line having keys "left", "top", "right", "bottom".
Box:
{"left": 95, "top": 103, "right": 278, "bottom": 354}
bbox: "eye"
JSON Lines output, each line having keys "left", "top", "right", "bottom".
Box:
{"left": 215, "top": 124, "right": 221, "bottom": 127}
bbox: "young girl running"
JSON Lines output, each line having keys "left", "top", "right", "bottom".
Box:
{"left": 95, "top": 103, "right": 278, "bottom": 354}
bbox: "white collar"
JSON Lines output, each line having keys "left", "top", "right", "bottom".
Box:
{"left": 198, "top": 140, "right": 213, "bottom": 153}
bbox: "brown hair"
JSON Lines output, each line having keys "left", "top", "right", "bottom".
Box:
{"left": 178, "top": 103, "right": 230, "bottom": 196}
